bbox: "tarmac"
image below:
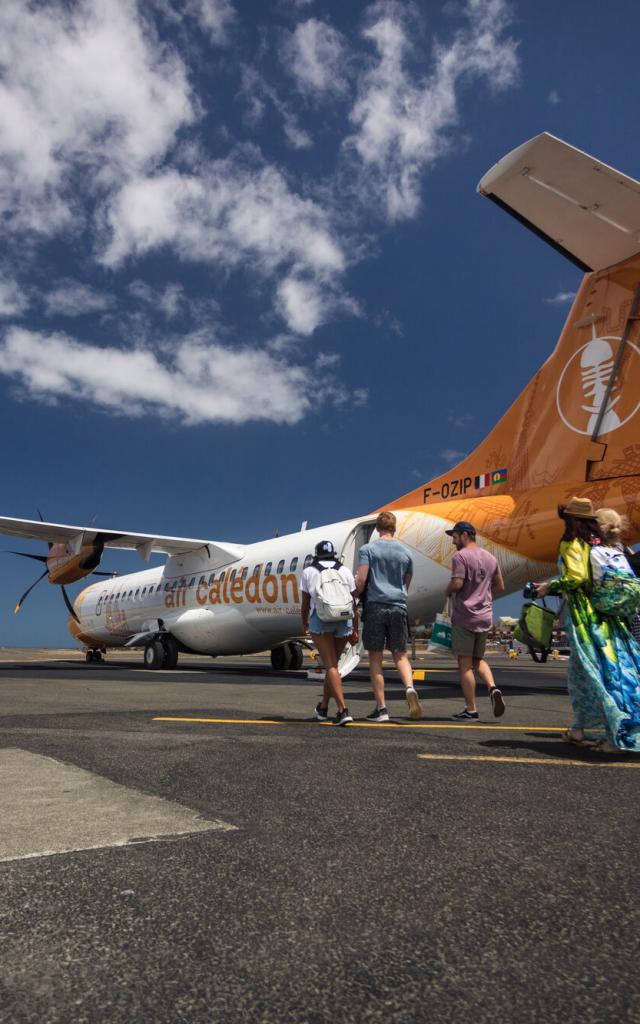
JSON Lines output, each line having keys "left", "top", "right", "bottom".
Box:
{"left": 0, "top": 647, "right": 638, "bottom": 1024}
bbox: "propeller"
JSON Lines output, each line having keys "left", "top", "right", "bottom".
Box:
{"left": 4, "top": 521, "right": 118, "bottom": 620}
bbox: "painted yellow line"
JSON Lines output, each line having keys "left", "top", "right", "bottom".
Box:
{"left": 417, "top": 753, "right": 640, "bottom": 768}
{"left": 152, "top": 716, "right": 565, "bottom": 731}
{"left": 412, "top": 669, "right": 458, "bottom": 680}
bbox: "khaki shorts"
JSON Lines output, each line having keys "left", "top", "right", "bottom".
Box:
{"left": 452, "top": 625, "right": 489, "bottom": 659}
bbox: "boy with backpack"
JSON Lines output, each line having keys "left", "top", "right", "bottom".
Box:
{"left": 301, "top": 540, "right": 358, "bottom": 726}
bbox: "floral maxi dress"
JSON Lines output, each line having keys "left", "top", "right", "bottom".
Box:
{"left": 547, "top": 538, "right": 640, "bottom": 750}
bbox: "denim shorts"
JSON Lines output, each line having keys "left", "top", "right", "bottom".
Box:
{"left": 362, "top": 602, "right": 408, "bottom": 652}
{"left": 309, "top": 610, "right": 352, "bottom": 637}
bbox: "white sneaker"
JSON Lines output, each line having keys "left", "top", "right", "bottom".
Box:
{"left": 405, "top": 687, "right": 423, "bottom": 720}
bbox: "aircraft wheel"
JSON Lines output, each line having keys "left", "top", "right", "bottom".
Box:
{"left": 86, "top": 650, "right": 94, "bottom": 664}
{"left": 163, "top": 635, "right": 179, "bottom": 670}
{"left": 94, "top": 650, "right": 103, "bottom": 662}
{"left": 144, "top": 639, "right": 165, "bottom": 669}
{"left": 288, "top": 642, "right": 304, "bottom": 670}
{"left": 271, "top": 645, "right": 292, "bottom": 671}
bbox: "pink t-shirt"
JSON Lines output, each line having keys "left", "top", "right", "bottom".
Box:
{"left": 450, "top": 546, "right": 499, "bottom": 631}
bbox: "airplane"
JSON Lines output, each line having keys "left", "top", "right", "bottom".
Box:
{"left": 1, "top": 132, "right": 639, "bottom": 674}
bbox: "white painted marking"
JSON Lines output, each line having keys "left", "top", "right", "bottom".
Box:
{"left": 0, "top": 748, "right": 235, "bottom": 863}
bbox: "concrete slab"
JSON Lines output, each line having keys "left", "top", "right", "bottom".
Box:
{"left": 0, "top": 748, "right": 235, "bottom": 862}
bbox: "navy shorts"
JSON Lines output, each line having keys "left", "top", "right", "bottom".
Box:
{"left": 363, "top": 602, "right": 408, "bottom": 653}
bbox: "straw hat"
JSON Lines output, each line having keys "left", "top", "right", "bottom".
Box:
{"left": 558, "top": 496, "right": 596, "bottom": 519}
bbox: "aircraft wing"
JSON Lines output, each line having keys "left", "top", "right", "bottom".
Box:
{"left": 478, "top": 132, "right": 640, "bottom": 272}
{"left": 0, "top": 516, "right": 245, "bottom": 563}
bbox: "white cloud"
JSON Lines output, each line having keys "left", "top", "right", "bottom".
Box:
{"left": 44, "top": 280, "right": 114, "bottom": 317}
{"left": 440, "top": 448, "right": 466, "bottom": 464}
{"left": 544, "top": 291, "right": 576, "bottom": 305}
{"left": 447, "top": 411, "right": 473, "bottom": 428}
{"left": 188, "top": 0, "right": 235, "bottom": 43}
{"left": 238, "top": 67, "right": 313, "bottom": 150}
{"left": 346, "top": 0, "right": 519, "bottom": 220}
{"left": 0, "top": 277, "right": 29, "bottom": 318}
{"left": 101, "top": 159, "right": 348, "bottom": 332}
{"left": 129, "top": 280, "right": 186, "bottom": 319}
{"left": 0, "top": 327, "right": 313, "bottom": 426}
{"left": 283, "top": 19, "right": 348, "bottom": 96}
{"left": 548, "top": 89, "right": 561, "bottom": 105}
{"left": 0, "top": 0, "right": 195, "bottom": 236}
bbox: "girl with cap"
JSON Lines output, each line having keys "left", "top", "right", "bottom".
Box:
{"left": 535, "top": 498, "right": 640, "bottom": 753}
{"left": 300, "top": 540, "right": 358, "bottom": 726}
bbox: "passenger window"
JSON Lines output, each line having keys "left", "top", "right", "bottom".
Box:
{"left": 290, "top": 557, "right": 298, "bottom": 572}
{"left": 198, "top": 576, "right": 206, "bottom": 586}
{"left": 252, "top": 564, "right": 262, "bottom": 577}
{"left": 135, "top": 589, "right": 140, "bottom": 598}
{"left": 142, "top": 588, "right": 146, "bottom": 596}
{"left": 230, "top": 569, "right": 237, "bottom": 582}
{"left": 219, "top": 571, "right": 226, "bottom": 582}
{"left": 240, "top": 567, "right": 248, "bottom": 580}
{"left": 180, "top": 577, "right": 187, "bottom": 588}
{"left": 164, "top": 582, "right": 171, "bottom": 592}
{"left": 171, "top": 581, "right": 178, "bottom": 591}
{"left": 264, "top": 562, "right": 272, "bottom": 575}
{"left": 188, "top": 577, "right": 195, "bottom": 588}
{"left": 303, "top": 554, "right": 313, "bottom": 568}
{"left": 208, "top": 572, "right": 216, "bottom": 585}
{"left": 276, "top": 559, "right": 285, "bottom": 574}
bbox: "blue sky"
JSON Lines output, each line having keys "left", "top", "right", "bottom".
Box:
{"left": 1, "top": 0, "right": 639, "bottom": 646}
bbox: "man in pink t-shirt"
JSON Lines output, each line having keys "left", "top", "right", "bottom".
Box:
{"left": 445, "top": 521, "right": 506, "bottom": 721}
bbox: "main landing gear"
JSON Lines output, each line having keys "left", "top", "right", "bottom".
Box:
{"left": 143, "top": 634, "right": 179, "bottom": 670}
{"left": 270, "top": 642, "right": 304, "bottom": 672}
{"left": 85, "top": 648, "right": 104, "bottom": 663}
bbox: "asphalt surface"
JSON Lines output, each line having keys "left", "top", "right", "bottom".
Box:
{"left": 1, "top": 649, "right": 639, "bottom": 1024}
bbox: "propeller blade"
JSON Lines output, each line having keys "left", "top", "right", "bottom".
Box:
{"left": 61, "top": 585, "right": 80, "bottom": 623}
{"left": 36, "top": 508, "right": 52, "bottom": 549}
{"left": 14, "top": 568, "right": 49, "bottom": 614}
{"left": 91, "top": 571, "right": 117, "bottom": 577}
{"left": 4, "top": 550, "right": 48, "bottom": 563}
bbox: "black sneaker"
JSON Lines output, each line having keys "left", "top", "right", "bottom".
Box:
{"left": 490, "top": 687, "right": 505, "bottom": 718}
{"left": 452, "top": 708, "right": 479, "bottom": 721}
{"left": 315, "top": 703, "right": 329, "bottom": 721}
{"left": 334, "top": 708, "right": 353, "bottom": 726}
{"left": 366, "top": 706, "right": 390, "bottom": 722}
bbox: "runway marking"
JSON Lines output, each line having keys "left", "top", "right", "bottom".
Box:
{"left": 152, "top": 716, "right": 566, "bottom": 731}
{"left": 417, "top": 753, "right": 640, "bottom": 768}
{"left": 412, "top": 669, "right": 458, "bottom": 680}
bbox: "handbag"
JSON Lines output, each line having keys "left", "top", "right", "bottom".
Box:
{"left": 514, "top": 599, "right": 555, "bottom": 655}
{"left": 427, "top": 599, "right": 454, "bottom": 657}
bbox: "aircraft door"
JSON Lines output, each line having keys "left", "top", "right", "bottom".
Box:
{"left": 336, "top": 519, "right": 377, "bottom": 679}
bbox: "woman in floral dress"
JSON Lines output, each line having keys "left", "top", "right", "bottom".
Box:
{"left": 536, "top": 497, "right": 640, "bottom": 753}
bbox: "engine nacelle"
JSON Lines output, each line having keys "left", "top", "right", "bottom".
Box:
{"left": 47, "top": 539, "right": 105, "bottom": 584}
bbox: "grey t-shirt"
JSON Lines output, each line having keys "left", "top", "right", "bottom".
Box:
{"left": 358, "top": 538, "right": 413, "bottom": 607}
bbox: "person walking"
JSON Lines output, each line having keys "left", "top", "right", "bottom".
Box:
{"left": 536, "top": 499, "right": 640, "bottom": 753}
{"left": 301, "top": 540, "right": 358, "bottom": 726}
{"left": 355, "top": 511, "right": 422, "bottom": 722}
{"left": 446, "top": 521, "right": 505, "bottom": 720}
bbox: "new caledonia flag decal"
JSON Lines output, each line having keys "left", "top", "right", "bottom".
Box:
{"left": 475, "top": 468, "right": 508, "bottom": 489}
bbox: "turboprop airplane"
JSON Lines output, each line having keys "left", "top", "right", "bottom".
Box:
{"left": 1, "top": 132, "right": 639, "bottom": 673}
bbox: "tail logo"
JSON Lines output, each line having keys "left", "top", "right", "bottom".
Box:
{"left": 556, "top": 333, "right": 640, "bottom": 436}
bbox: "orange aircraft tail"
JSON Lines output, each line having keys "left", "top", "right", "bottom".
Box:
{"left": 387, "top": 133, "right": 640, "bottom": 552}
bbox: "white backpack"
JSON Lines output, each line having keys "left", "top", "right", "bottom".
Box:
{"left": 314, "top": 562, "right": 353, "bottom": 622}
